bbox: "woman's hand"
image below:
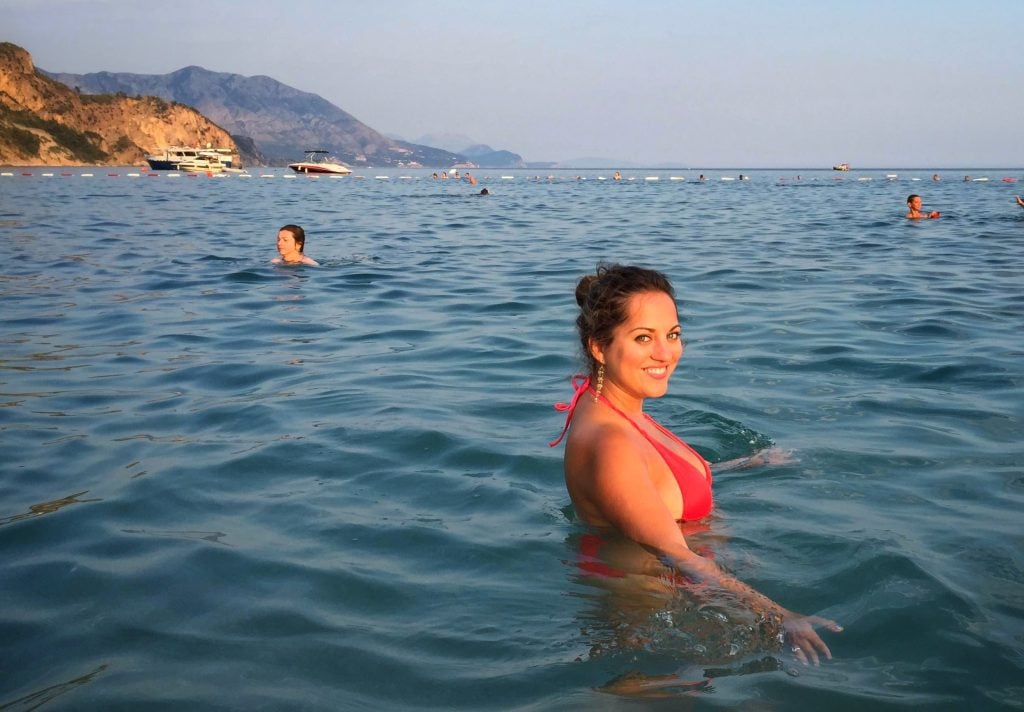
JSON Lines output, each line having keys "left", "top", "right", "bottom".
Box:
{"left": 753, "top": 446, "right": 797, "bottom": 466}
{"left": 715, "top": 446, "right": 797, "bottom": 472}
{"left": 783, "top": 614, "right": 843, "bottom": 666}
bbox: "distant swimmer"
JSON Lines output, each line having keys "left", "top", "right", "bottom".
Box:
{"left": 1016, "top": 196, "right": 1024, "bottom": 209}
{"left": 479, "top": 188, "right": 490, "bottom": 195}
{"left": 613, "top": 171, "right": 622, "bottom": 181}
{"left": 906, "top": 194, "right": 940, "bottom": 220}
{"left": 932, "top": 173, "right": 941, "bottom": 181}
{"left": 273, "top": 224, "right": 319, "bottom": 266}
{"left": 465, "top": 172, "right": 477, "bottom": 185}
{"left": 698, "top": 174, "right": 706, "bottom": 182}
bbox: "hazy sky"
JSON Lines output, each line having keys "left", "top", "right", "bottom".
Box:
{"left": 5, "top": 0, "right": 1022, "bottom": 167}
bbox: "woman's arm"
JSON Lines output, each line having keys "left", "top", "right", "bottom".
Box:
{"left": 590, "top": 434, "right": 841, "bottom": 664}
{"left": 659, "top": 546, "right": 842, "bottom": 665}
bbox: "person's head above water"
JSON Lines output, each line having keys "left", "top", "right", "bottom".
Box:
{"left": 906, "top": 194, "right": 921, "bottom": 207}
{"left": 275, "top": 224, "right": 319, "bottom": 265}
{"left": 574, "top": 263, "right": 677, "bottom": 379}
{"left": 278, "top": 224, "right": 306, "bottom": 254}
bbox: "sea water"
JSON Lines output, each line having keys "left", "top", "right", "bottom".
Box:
{"left": 1, "top": 168, "right": 1022, "bottom": 710}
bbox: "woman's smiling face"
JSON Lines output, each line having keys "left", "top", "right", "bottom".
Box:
{"left": 591, "top": 290, "right": 683, "bottom": 407}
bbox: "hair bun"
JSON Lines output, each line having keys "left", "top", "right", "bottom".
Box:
{"left": 575, "top": 274, "right": 598, "bottom": 307}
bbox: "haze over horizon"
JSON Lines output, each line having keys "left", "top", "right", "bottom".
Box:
{"left": 4, "top": 0, "right": 1022, "bottom": 168}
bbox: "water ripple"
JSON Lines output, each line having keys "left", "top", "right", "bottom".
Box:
{"left": 1, "top": 168, "right": 1022, "bottom": 708}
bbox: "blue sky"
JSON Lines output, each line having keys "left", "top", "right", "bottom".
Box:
{"left": 4, "top": 0, "right": 1021, "bottom": 167}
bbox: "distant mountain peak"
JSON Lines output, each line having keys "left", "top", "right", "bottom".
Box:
{"left": 413, "top": 132, "right": 477, "bottom": 154}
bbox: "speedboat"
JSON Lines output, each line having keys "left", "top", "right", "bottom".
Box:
{"left": 288, "top": 150, "right": 352, "bottom": 175}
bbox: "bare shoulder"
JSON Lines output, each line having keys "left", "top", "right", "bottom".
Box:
{"left": 590, "top": 422, "right": 646, "bottom": 473}
{"left": 565, "top": 420, "right": 651, "bottom": 527}
{"left": 566, "top": 416, "right": 688, "bottom": 545}
{"left": 567, "top": 415, "right": 638, "bottom": 464}
{"left": 566, "top": 419, "right": 650, "bottom": 492}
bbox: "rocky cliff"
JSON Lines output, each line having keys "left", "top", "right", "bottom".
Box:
{"left": 0, "top": 43, "right": 237, "bottom": 166}
{"left": 44, "top": 65, "right": 465, "bottom": 167}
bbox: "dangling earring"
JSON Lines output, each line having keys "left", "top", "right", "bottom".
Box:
{"left": 594, "top": 364, "right": 604, "bottom": 402}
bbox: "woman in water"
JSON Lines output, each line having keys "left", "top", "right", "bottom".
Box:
{"left": 906, "top": 194, "right": 940, "bottom": 219}
{"left": 551, "top": 263, "right": 841, "bottom": 665}
{"left": 273, "top": 224, "right": 319, "bottom": 266}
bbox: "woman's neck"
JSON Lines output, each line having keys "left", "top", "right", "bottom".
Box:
{"left": 595, "top": 380, "right": 644, "bottom": 416}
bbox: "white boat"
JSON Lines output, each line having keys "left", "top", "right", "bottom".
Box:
{"left": 288, "top": 150, "right": 352, "bottom": 175}
{"left": 146, "top": 146, "right": 236, "bottom": 170}
{"left": 177, "top": 155, "right": 226, "bottom": 173}
{"left": 832, "top": 163, "right": 850, "bottom": 171}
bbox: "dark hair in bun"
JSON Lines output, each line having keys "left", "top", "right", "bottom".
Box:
{"left": 575, "top": 263, "right": 676, "bottom": 376}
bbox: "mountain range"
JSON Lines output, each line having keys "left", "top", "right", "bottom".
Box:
{"left": 43, "top": 65, "right": 525, "bottom": 168}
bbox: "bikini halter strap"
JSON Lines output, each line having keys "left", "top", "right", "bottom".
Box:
{"left": 549, "top": 374, "right": 593, "bottom": 447}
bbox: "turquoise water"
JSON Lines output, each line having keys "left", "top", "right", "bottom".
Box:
{"left": 1, "top": 168, "right": 1022, "bottom": 710}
